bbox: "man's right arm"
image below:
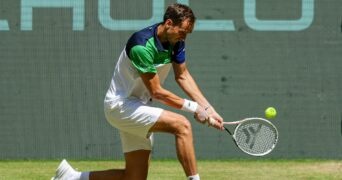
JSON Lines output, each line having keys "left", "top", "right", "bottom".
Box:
{"left": 140, "top": 72, "right": 210, "bottom": 124}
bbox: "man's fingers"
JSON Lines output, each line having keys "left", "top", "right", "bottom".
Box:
{"left": 208, "top": 117, "right": 224, "bottom": 130}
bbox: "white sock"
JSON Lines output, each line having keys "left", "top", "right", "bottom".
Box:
{"left": 188, "top": 174, "right": 200, "bottom": 180}
{"left": 80, "top": 172, "right": 90, "bottom": 180}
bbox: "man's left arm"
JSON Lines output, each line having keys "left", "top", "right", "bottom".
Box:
{"left": 172, "top": 62, "right": 224, "bottom": 125}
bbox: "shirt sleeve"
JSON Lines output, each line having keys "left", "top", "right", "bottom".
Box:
{"left": 129, "top": 45, "right": 157, "bottom": 73}
{"left": 172, "top": 41, "right": 186, "bottom": 64}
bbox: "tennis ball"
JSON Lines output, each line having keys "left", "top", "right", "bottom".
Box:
{"left": 265, "top": 107, "right": 277, "bottom": 119}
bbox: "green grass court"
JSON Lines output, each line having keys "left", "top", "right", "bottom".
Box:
{"left": 0, "top": 159, "right": 341, "bottom": 179}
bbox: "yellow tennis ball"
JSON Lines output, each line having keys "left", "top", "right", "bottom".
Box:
{"left": 265, "top": 107, "right": 277, "bottom": 119}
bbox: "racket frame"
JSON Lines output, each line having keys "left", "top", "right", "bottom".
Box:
{"left": 223, "top": 117, "right": 279, "bottom": 156}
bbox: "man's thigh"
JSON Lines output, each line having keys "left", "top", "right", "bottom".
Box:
{"left": 149, "top": 110, "right": 190, "bottom": 134}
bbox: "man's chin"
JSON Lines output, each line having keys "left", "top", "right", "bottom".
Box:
{"left": 170, "top": 40, "right": 181, "bottom": 45}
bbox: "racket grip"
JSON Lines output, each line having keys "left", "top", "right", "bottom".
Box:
{"left": 208, "top": 117, "right": 216, "bottom": 125}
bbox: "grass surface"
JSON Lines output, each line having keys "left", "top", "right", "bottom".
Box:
{"left": 0, "top": 159, "right": 341, "bottom": 179}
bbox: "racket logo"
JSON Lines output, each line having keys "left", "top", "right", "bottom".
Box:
{"left": 242, "top": 124, "right": 262, "bottom": 149}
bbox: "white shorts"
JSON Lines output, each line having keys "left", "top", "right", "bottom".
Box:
{"left": 104, "top": 98, "right": 163, "bottom": 153}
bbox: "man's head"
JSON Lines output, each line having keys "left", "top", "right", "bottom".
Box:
{"left": 162, "top": 3, "right": 196, "bottom": 44}
{"left": 163, "top": 3, "right": 196, "bottom": 26}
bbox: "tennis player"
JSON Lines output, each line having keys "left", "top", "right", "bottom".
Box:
{"left": 52, "top": 3, "right": 223, "bottom": 180}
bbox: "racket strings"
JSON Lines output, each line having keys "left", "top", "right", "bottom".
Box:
{"left": 235, "top": 122, "right": 277, "bottom": 155}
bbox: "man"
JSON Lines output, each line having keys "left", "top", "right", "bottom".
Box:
{"left": 52, "top": 3, "right": 223, "bottom": 180}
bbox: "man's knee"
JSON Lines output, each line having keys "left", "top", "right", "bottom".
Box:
{"left": 174, "top": 116, "right": 192, "bottom": 137}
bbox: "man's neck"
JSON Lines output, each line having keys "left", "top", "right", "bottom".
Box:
{"left": 157, "top": 23, "right": 168, "bottom": 43}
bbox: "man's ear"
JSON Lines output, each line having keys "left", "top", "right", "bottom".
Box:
{"left": 165, "top": 19, "right": 173, "bottom": 28}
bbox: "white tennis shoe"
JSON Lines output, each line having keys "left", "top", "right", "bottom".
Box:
{"left": 51, "top": 159, "right": 81, "bottom": 180}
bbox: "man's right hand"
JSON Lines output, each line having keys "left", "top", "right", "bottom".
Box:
{"left": 194, "top": 105, "right": 209, "bottom": 124}
{"left": 194, "top": 105, "right": 223, "bottom": 130}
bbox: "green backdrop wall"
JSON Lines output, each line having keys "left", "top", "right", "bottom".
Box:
{"left": 1, "top": 0, "right": 341, "bottom": 159}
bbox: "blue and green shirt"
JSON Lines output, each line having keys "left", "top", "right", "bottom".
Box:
{"left": 125, "top": 23, "right": 186, "bottom": 73}
{"left": 105, "top": 23, "right": 187, "bottom": 104}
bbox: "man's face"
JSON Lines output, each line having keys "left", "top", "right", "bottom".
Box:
{"left": 166, "top": 19, "right": 194, "bottom": 45}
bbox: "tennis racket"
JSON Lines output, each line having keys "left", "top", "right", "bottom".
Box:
{"left": 221, "top": 117, "right": 278, "bottom": 156}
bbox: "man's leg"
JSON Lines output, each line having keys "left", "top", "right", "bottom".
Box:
{"left": 149, "top": 110, "right": 198, "bottom": 177}
{"left": 89, "top": 150, "right": 151, "bottom": 180}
